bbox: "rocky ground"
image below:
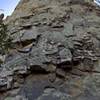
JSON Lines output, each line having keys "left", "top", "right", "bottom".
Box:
{"left": 1, "top": 0, "right": 100, "bottom": 100}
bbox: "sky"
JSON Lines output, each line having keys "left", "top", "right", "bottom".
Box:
{"left": 0, "top": 0, "right": 20, "bottom": 17}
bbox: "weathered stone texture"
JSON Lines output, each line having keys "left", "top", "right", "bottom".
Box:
{"left": 1, "top": 0, "right": 100, "bottom": 100}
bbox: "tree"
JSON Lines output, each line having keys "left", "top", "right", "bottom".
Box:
{"left": 0, "top": 13, "right": 12, "bottom": 55}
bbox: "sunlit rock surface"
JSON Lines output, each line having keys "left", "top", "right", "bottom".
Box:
{"left": 1, "top": 0, "right": 100, "bottom": 100}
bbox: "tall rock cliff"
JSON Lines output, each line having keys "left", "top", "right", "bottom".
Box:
{"left": 1, "top": 0, "right": 100, "bottom": 100}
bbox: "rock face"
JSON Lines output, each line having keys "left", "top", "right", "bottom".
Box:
{"left": 1, "top": 0, "right": 100, "bottom": 100}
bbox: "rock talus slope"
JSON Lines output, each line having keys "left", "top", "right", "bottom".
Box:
{"left": 1, "top": 0, "right": 100, "bottom": 100}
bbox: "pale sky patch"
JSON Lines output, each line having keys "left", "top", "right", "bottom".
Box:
{"left": 0, "top": 0, "right": 20, "bottom": 18}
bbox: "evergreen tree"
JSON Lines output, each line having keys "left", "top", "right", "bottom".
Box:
{"left": 0, "top": 14, "right": 12, "bottom": 55}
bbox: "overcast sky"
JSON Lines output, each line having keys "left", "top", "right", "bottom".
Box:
{"left": 0, "top": 0, "right": 20, "bottom": 17}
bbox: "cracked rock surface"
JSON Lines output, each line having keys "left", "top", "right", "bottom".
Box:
{"left": 1, "top": 0, "right": 100, "bottom": 100}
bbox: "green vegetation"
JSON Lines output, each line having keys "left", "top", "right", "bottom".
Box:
{"left": 0, "top": 21, "right": 12, "bottom": 54}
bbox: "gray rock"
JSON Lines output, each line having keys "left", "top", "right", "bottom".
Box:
{"left": 19, "top": 75, "right": 51, "bottom": 100}
{"left": 13, "top": 65, "right": 28, "bottom": 75}
{"left": 12, "top": 27, "right": 40, "bottom": 43}
{"left": 0, "top": 76, "right": 13, "bottom": 92}
{"left": 63, "top": 23, "right": 74, "bottom": 37}
{"left": 1, "top": 0, "right": 100, "bottom": 99}
{"left": 36, "top": 88, "right": 70, "bottom": 100}
{"left": 4, "top": 95, "right": 28, "bottom": 100}
{"left": 56, "top": 68, "right": 66, "bottom": 78}
{"left": 59, "top": 48, "right": 72, "bottom": 63}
